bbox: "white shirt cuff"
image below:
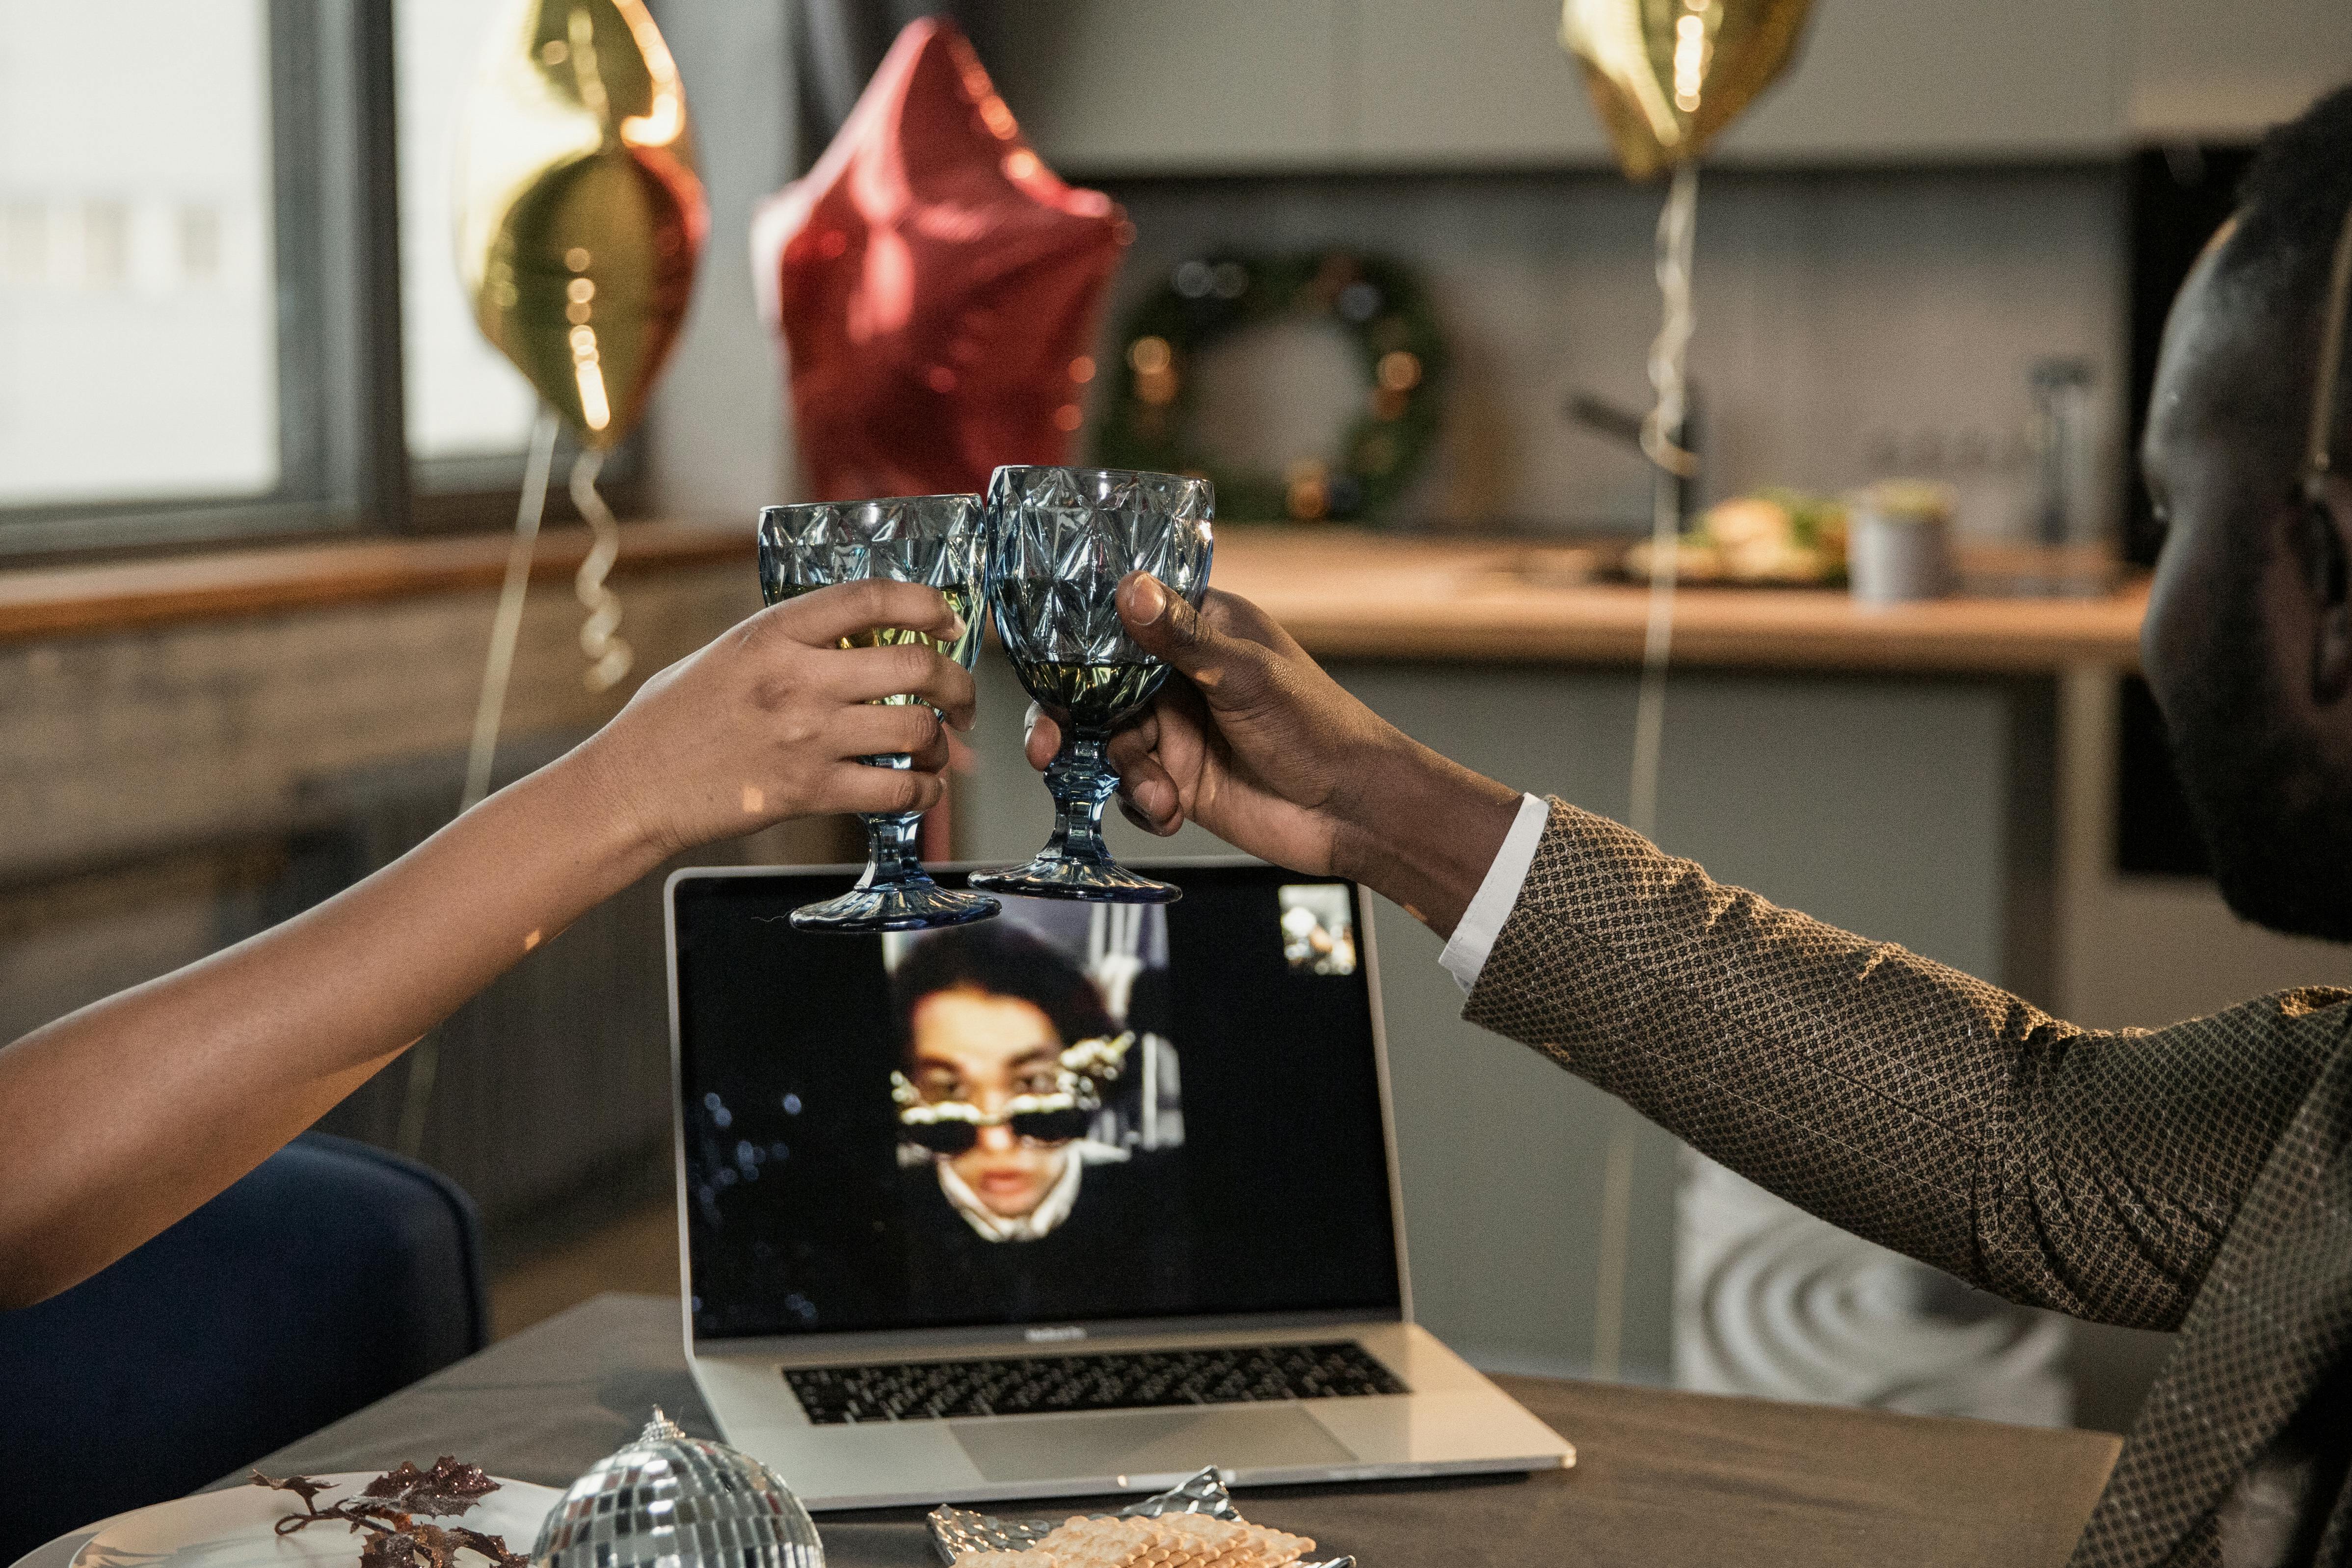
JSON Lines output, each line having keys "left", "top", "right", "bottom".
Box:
{"left": 1438, "top": 793, "right": 1550, "bottom": 994}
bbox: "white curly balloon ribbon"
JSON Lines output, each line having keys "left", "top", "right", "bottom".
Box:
{"left": 570, "top": 448, "right": 634, "bottom": 691}
{"left": 1628, "top": 159, "right": 1699, "bottom": 846}
{"left": 1594, "top": 159, "right": 1701, "bottom": 1384}
{"left": 412, "top": 407, "right": 563, "bottom": 1159}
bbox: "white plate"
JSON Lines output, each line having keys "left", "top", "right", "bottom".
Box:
{"left": 70, "top": 1474, "right": 562, "bottom": 1568}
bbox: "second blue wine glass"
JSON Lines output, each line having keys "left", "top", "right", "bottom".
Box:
{"left": 970, "top": 466, "right": 1214, "bottom": 904}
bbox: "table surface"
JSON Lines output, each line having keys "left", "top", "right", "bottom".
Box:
{"left": 11, "top": 1293, "right": 2126, "bottom": 1568}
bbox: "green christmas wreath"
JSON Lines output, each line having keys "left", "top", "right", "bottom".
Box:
{"left": 1092, "top": 249, "right": 1447, "bottom": 524}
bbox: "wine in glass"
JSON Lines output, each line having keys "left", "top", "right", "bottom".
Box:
{"left": 757, "top": 495, "right": 999, "bottom": 933}
{"left": 969, "top": 465, "right": 1214, "bottom": 904}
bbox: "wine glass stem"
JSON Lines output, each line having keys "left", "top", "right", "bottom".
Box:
{"left": 1042, "top": 734, "right": 1118, "bottom": 864}
{"left": 858, "top": 752, "right": 926, "bottom": 887}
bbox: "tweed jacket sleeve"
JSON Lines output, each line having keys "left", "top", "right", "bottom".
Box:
{"left": 1462, "top": 798, "right": 2352, "bottom": 1331}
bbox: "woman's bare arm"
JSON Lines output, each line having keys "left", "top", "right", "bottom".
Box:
{"left": 0, "top": 579, "right": 976, "bottom": 1307}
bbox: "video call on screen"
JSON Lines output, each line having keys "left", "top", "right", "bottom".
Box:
{"left": 673, "top": 866, "right": 1403, "bottom": 1340}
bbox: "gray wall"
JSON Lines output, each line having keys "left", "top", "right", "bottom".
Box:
{"left": 1075, "top": 166, "right": 2125, "bottom": 540}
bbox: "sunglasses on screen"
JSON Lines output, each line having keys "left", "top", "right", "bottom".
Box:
{"left": 890, "top": 1031, "right": 1137, "bottom": 1157}
{"left": 896, "top": 1093, "right": 1096, "bottom": 1156}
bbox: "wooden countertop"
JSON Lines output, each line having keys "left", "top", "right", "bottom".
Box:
{"left": 0, "top": 519, "right": 2146, "bottom": 674}
{"left": 0, "top": 518, "right": 751, "bottom": 643}
{"left": 1212, "top": 529, "right": 2147, "bottom": 675}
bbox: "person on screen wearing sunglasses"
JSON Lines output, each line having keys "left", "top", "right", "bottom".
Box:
{"left": 889, "top": 924, "right": 1188, "bottom": 1319}
{"left": 892, "top": 924, "right": 1134, "bottom": 1239}
{"left": 1025, "top": 86, "right": 2352, "bottom": 1568}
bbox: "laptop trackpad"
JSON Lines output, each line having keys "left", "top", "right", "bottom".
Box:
{"left": 954, "top": 1408, "right": 1354, "bottom": 1484}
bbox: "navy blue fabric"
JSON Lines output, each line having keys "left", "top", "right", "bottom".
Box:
{"left": 0, "top": 1134, "right": 485, "bottom": 1558}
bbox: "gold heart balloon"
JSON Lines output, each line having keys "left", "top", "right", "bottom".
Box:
{"left": 1560, "top": 0, "right": 1816, "bottom": 181}
{"left": 455, "top": 0, "right": 707, "bottom": 448}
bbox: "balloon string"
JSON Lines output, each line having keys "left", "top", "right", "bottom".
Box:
{"left": 400, "top": 407, "right": 563, "bottom": 1162}
{"left": 459, "top": 408, "right": 561, "bottom": 817}
{"left": 571, "top": 449, "right": 635, "bottom": 692}
{"left": 1629, "top": 159, "right": 1700, "bottom": 844}
{"left": 1593, "top": 159, "right": 1701, "bottom": 1386}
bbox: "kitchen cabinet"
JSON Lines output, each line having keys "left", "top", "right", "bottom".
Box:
{"left": 2126, "top": 0, "right": 2352, "bottom": 138}
{"left": 1716, "top": 0, "right": 2126, "bottom": 163}
{"left": 1353, "top": 0, "right": 2123, "bottom": 169}
{"left": 992, "top": 0, "right": 2344, "bottom": 177}
{"left": 1352, "top": 0, "right": 1608, "bottom": 165}
{"left": 990, "top": 0, "right": 1351, "bottom": 173}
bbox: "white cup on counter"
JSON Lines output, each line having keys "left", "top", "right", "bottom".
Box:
{"left": 1847, "top": 480, "right": 1957, "bottom": 604}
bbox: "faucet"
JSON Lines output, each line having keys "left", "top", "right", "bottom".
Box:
{"left": 1567, "top": 383, "right": 1705, "bottom": 528}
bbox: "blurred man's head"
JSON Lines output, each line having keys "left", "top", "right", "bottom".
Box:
{"left": 2142, "top": 83, "right": 2352, "bottom": 938}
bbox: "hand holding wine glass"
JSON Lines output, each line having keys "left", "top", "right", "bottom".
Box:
{"left": 1022, "top": 575, "right": 1523, "bottom": 937}
{"left": 580, "top": 572, "right": 978, "bottom": 860}
{"left": 0, "top": 568, "right": 982, "bottom": 1306}
{"left": 970, "top": 466, "right": 1215, "bottom": 904}
{"left": 757, "top": 496, "right": 998, "bottom": 932}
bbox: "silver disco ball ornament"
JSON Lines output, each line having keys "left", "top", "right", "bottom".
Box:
{"left": 533, "top": 1409, "right": 824, "bottom": 1568}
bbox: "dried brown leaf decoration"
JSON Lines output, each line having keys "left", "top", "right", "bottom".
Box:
{"left": 450, "top": 1528, "right": 531, "bottom": 1568}
{"left": 251, "top": 1472, "right": 342, "bottom": 1511}
{"left": 359, "top": 1532, "right": 422, "bottom": 1568}
{"left": 254, "top": 1457, "right": 520, "bottom": 1568}
{"left": 363, "top": 1458, "right": 501, "bottom": 1517}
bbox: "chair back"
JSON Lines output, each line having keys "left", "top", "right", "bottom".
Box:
{"left": 0, "top": 1134, "right": 486, "bottom": 1558}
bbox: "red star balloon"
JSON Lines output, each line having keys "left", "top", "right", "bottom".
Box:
{"left": 752, "top": 18, "right": 1130, "bottom": 500}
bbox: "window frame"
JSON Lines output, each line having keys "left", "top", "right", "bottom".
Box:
{"left": 0, "top": 0, "right": 640, "bottom": 562}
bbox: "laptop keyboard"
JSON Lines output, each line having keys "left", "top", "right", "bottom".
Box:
{"left": 784, "top": 1342, "right": 1408, "bottom": 1424}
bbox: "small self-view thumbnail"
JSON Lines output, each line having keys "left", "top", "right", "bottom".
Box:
{"left": 1279, "top": 883, "right": 1357, "bottom": 976}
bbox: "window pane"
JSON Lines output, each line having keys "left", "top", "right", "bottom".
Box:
{"left": 397, "top": 0, "right": 538, "bottom": 463}
{"left": 0, "top": 0, "right": 278, "bottom": 505}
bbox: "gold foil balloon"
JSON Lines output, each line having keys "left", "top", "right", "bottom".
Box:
{"left": 455, "top": 0, "right": 707, "bottom": 448}
{"left": 1560, "top": 0, "right": 1815, "bottom": 180}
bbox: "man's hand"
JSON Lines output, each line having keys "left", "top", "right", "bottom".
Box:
{"left": 1026, "top": 577, "right": 1385, "bottom": 875}
{"left": 1023, "top": 574, "right": 1523, "bottom": 934}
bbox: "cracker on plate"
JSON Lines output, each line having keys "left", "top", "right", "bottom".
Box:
{"left": 959, "top": 1511, "right": 1317, "bottom": 1568}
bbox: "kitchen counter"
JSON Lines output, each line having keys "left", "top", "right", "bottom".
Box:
{"left": 1209, "top": 528, "right": 2147, "bottom": 675}
{"left": 0, "top": 522, "right": 2144, "bottom": 673}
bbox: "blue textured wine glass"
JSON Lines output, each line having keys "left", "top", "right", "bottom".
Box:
{"left": 757, "top": 495, "right": 999, "bottom": 933}
{"left": 969, "top": 466, "right": 1214, "bottom": 904}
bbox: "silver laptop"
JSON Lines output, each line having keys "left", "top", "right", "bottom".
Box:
{"left": 665, "top": 859, "right": 1575, "bottom": 1510}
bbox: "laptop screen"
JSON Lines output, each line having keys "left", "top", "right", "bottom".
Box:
{"left": 670, "top": 863, "right": 1403, "bottom": 1342}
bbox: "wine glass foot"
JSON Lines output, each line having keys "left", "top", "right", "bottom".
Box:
{"left": 788, "top": 879, "right": 1000, "bottom": 933}
{"left": 967, "top": 853, "right": 1181, "bottom": 904}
